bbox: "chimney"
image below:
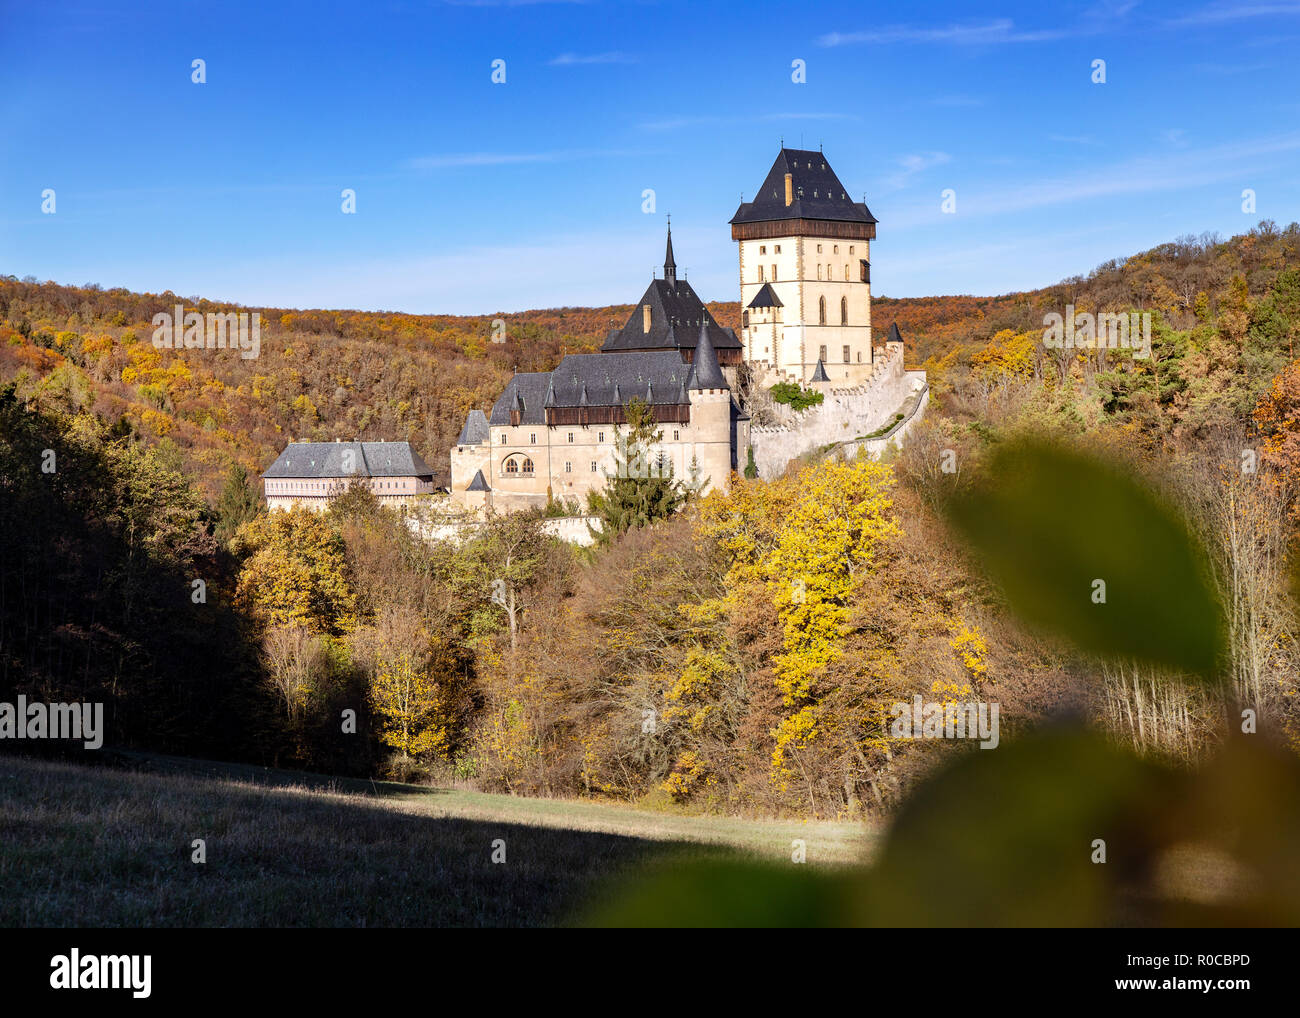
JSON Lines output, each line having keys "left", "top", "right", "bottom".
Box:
{"left": 642, "top": 304, "right": 652, "bottom": 333}
{"left": 784, "top": 173, "right": 793, "bottom": 207}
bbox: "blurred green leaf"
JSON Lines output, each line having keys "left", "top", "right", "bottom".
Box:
{"left": 945, "top": 440, "right": 1226, "bottom": 680}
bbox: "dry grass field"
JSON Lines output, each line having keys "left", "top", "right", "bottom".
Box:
{"left": 0, "top": 752, "right": 877, "bottom": 927}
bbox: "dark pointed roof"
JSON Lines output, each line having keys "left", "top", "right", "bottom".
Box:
{"left": 488, "top": 372, "right": 552, "bottom": 426}
{"left": 466, "top": 469, "right": 490, "bottom": 492}
{"left": 747, "top": 282, "right": 784, "bottom": 309}
{"left": 456, "top": 409, "right": 489, "bottom": 445}
{"left": 810, "top": 359, "right": 830, "bottom": 382}
{"left": 885, "top": 322, "right": 904, "bottom": 344}
{"left": 687, "top": 320, "right": 728, "bottom": 390}
{"left": 602, "top": 234, "right": 741, "bottom": 356}
{"left": 731, "top": 148, "right": 877, "bottom": 227}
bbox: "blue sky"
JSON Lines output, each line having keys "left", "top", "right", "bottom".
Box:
{"left": 2, "top": 0, "right": 1299, "bottom": 314}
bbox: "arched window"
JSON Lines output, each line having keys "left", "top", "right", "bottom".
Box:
{"left": 521, "top": 457, "right": 534, "bottom": 475}
{"left": 840, "top": 296, "right": 848, "bottom": 325}
{"left": 818, "top": 296, "right": 826, "bottom": 325}
{"left": 504, "top": 458, "right": 518, "bottom": 474}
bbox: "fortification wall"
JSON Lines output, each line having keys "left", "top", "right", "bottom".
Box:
{"left": 749, "top": 346, "right": 925, "bottom": 477}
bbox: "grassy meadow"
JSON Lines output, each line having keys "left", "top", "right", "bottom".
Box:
{"left": 0, "top": 752, "right": 876, "bottom": 927}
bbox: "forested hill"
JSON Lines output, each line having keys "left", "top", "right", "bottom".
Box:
{"left": 2, "top": 219, "right": 1297, "bottom": 495}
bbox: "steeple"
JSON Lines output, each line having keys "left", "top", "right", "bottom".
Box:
{"left": 688, "top": 320, "right": 728, "bottom": 390}
{"left": 663, "top": 218, "right": 676, "bottom": 287}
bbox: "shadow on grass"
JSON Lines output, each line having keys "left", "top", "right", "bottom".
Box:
{"left": 0, "top": 752, "right": 741, "bottom": 927}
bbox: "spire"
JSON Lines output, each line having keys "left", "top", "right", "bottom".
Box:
{"left": 688, "top": 320, "right": 728, "bottom": 390}
{"left": 810, "top": 358, "right": 830, "bottom": 382}
{"left": 663, "top": 217, "right": 676, "bottom": 287}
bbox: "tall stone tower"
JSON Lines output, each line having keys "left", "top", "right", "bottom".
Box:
{"left": 686, "top": 319, "right": 739, "bottom": 489}
{"left": 731, "top": 148, "right": 878, "bottom": 385}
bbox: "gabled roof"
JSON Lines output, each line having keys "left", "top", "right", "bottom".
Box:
{"left": 544, "top": 351, "right": 692, "bottom": 409}
{"left": 687, "top": 320, "right": 728, "bottom": 390}
{"left": 731, "top": 148, "right": 877, "bottom": 227}
{"left": 810, "top": 359, "right": 830, "bottom": 382}
{"left": 747, "top": 282, "right": 784, "bottom": 309}
{"left": 602, "top": 279, "right": 741, "bottom": 355}
{"left": 263, "top": 441, "right": 433, "bottom": 479}
{"left": 456, "top": 409, "right": 489, "bottom": 445}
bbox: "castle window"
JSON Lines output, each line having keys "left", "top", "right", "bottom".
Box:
{"left": 565, "top": 462, "right": 572, "bottom": 473}
{"left": 849, "top": 246, "right": 855, "bottom": 254}
{"left": 774, "top": 245, "right": 781, "bottom": 253}
{"left": 530, "top": 433, "right": 536, "bottom": 444}
{"left": 817, "top": 264, "right": 822, "bottom": 280}
{"left": 843, "top": 345, "right": 850, "bottom": 363}
{"left": 568, "top": 432, "right": 574, "bottom": 443}
{"left": 833, "top": 245, "right": 838, "bottom": 254}
{"left": 742, "top": 311, "right": 749, "bottom": 328}
{"left": 521, "top": 457, "right": 534, "bottom": 475}
{"left": 844, "top": 265, "right": 850, "bottom": 281}
{"left": 504, "top": 458, "right": 518, "bottom": 474}
{"left": 759, "top": 245, "right": 766, "bottom": 255}
{"left": 819, "top": 344, "right": 828, "bottom": 362}
{"left": 857, "top": 351, "right": 863, "bottom": 362}
{"left": 758, "top": 265, "right": 765, "bottom": 282}
{"left": 673, "top": 430, "right": 679, "bottom": 441}
{"left": 818, "top": 296, "right": 826, "bottom": 325}
{"left": 840, "top": 296, "right": 848, "bottom": 325}
{"left": 591, "top": 461, "right": 597, "bottom": 472}
{"left": 500, "top": 433, "right": 506, "bottom": 443}
{"left": 598, "top": 431, "right": 605, "bottom": 442}
{"left": 817, "top": 244, "right": 822, "bottom": 253}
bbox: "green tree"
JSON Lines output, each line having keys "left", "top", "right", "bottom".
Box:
{"left": 215, "top": 462, "right": 261, "bottom": 545}
{"left": 586, "top": 398, "right": 686, "bottom": 543}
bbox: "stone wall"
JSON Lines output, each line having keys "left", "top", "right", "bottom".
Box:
{"left": 749, "top": 346, "right": 926, "bottom": 477}
{"left": 408, "top": 514, "right": 602, "bottom": 547}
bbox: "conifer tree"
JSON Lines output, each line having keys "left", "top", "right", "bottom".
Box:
{"left": 586, "top": 397, "right": 685, "bottom": 542}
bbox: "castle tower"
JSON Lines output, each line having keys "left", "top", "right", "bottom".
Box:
{"left": 686, "top": 319, "right": 736, "bottom": 492}
{"left": 731, "top": 148, "right": 878, "bottom": 385}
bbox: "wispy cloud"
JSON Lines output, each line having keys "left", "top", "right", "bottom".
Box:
{"left": 882, "top": 152, "right": 952, "bottom": 190}
{"left": 638, "top": 112, "right": 859, "bottom": 132}
{"left": 401, "top": 148, "right": 638, "bottom": 169}
{"left": 885, "top": 131, "right": 1300, "bottom": 228}
{"left": 819, "top": 19, "right": 1067, "bottom": 47}
{"left": 1167, "top": 1, "right": 1300, "bottom": 26}
{"left": 548, "top": 51, "right": 635, "bottom": 65}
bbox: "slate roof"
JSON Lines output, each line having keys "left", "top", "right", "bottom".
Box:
{"left": 747, "top": 282, "right": 784, "bottom": 309}
{"left": 687, "top": 321, "right": 728, "bottom": 390}
{"left": 456, "top": 409, "right": 489, "bottom": 446}
{"left": 731, "top": 148, "right": 877, "bottom": 227}
{"left": 602, "top": 232, "right": 741, "bottom": 356}
{"left": 538, "top": 351, "right": 693, "bottom": 409}
{"left": 810, "top": 359, "right": 830, "bottom": 382}
{"left": 885, "top": 322, "right": 904, "bottom": 344}
{"left": 487, "top": 372, "right": 553, "bottom": 426}
{"left": 263, "top": 441, "right": 434, "bottom": 479}
{"left": 466, "top": 469, "right": 490, "bottom": 492}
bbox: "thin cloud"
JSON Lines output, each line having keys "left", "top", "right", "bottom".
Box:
{"left": 638, "top": 112, "right": 859, "bottom": 131}
{"left": 548, "top": 51, "right": 635, "bottom": 65}
{"left": 1168, "top": 1, "right": 1300, "bottom": 26}
{"left": 401, "top": 148, "right": 637, "bottom": 169}
{"left": 819, "top": 19, "right": 1068, "bottom": 47}
{"left": 882, "top": 152, "right": 952, "bottom": 190}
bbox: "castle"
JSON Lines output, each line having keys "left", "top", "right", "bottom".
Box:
{"left": 448, "top": 146, "right": 928, "bottom": 512}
